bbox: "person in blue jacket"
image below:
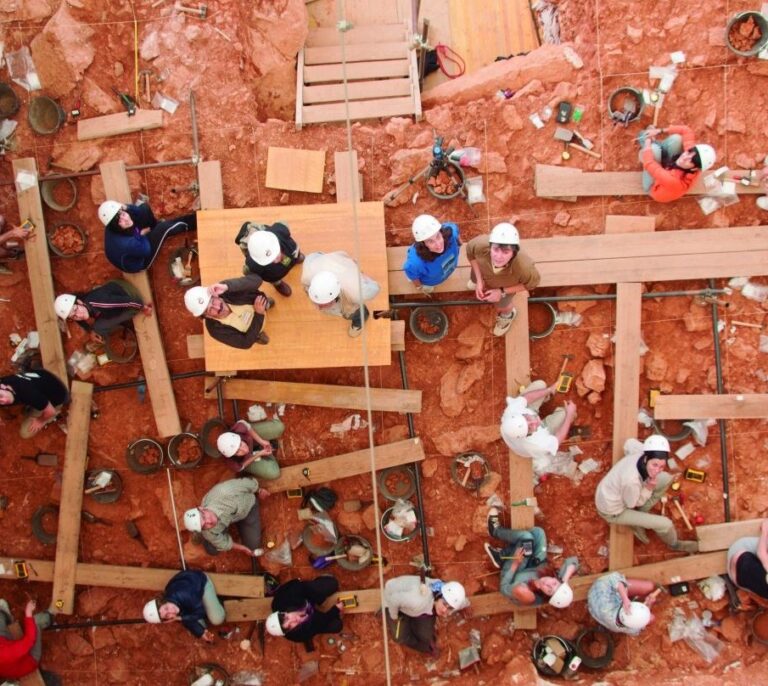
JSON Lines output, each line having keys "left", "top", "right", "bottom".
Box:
{"left": 142, "top": 570, "right": 225, "bottom": 642}
{"left": 99, "top": 200, "right": 196, "bottom": 273}
{"left": 402, "top": 214, "right": 461, "bottom": 294}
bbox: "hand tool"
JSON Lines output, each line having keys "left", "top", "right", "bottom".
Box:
{"left": 81, "top": 510, "right": 112, "bottom": 526}
{"left": 309, "top": 552, "right": 347, "bottom": 570}
{"left": 671, "top": 494, "right": 693, "bottom": 531}
{"left": 337, "top": 594, "right": 359, "bottom": 609}
{"left": 510, "top": 497, "right": 537, "bottom": 507}
{"left": 111, "top": 88, "right": 137, "bottom": 116}
{"left": 21, "top": 452, "right": 57, "bottom": 467}
{"left": 125, "top": 520, "right": 149, "bottom": 549}
{"left": 731, "top": 320, "right": 763, "bottom": 329}
{"left": 139, "top": 69, "right": 153, "bottom": 102}
{"left": 660, "top": 495, "right": 668, "bottom": 516}
{"left": 555, "top": 101, "right": 572, "bottom": 124}
{"left": 554, "top": 127, "right": 601, "bottom": 159}
{"left": 556, "top": 354, "right": 574, "bottom": 393}
{"left": 174, "top": 1, "right": 207, "bottom": 18}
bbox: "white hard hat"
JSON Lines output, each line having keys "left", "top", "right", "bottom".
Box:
{"left": 142, "top": 599, "right": 161, "bottom": 624}
{"left": 247, "top": 231, "right": 281, "bottom": 266}
{"left": 184, "top": 286, "right": 211, "bottom": 317}
{"left": 54, "top": 294, "right": 76, "bottom": 320}
{"left": 217, "top": 432, "right": 242, "bottom": 458}
{"left": 440, "top": 581, "right": 466, "bottom": 611}
{"left": 693, "top": 144, "right": 716, "bottom": 171}
{"left": 643, "top": 434, "right": 670, "bottom": 454}
{"left": 549, "top": 582, "right": 574, "bottom": 609}
{"left": 502, "top": 413, "right": 528, "bottom": 439}
{"left": 183, "top": 508, "right": 202, "bottom": 532}
{"left": 412, "top": 214, "right": 442, "bottom": 242}
{"left": 265, "top": 611, "right": 284, "bottom": 636}
{"left": 618, "top": 601, "right": 651, "bottom": 630}
{"left": 489, "top": 222, "right": 520, "bottom": 246}
{"left": 98, "top": 200, "right": 122, "bottom": 226}
{"left": 308, "top": 271, "right": 341, "bottom": 305}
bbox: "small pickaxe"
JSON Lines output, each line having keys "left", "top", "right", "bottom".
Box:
{"left": 671, "top": 492, "right": 693, "bottom": 531}
{"left": 174, "top": 1, "right": 207, "bottom": 18}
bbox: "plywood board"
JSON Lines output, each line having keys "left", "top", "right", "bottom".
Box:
{"left": 198, "top": 160, "right": 224, "bottom": 210}
{"left": 654, "top": 394, "right": 768, "bottom": 420}
{"left": 697, "top": 519, "right": 762, "bottom": 552}
{"left": 265, "top": 147, "right": 325, "bottom": 193}
{"left": 12, "top": 158, "right": 68, "bottom": 385}
{"left": 51, "top": 381, "right": 92, "bottom": 615}
{"left": 196, "top": 202, "right": 391, "bottom": 372}
{"left": 390, "top": 319, "right": 405, "bottom": 351}
{"left": 605, "top": 215, "right": 657, "bottom": 234}
{"left": 77, "top": 108, "right": 163, "bottom": 141}
{"left": 334, "top": 150, "right": 362, "bottom": 203}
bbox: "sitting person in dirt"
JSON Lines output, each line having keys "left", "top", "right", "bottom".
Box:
{"left": 265, "top": 577, "right": 345, "bottom": 644}
{"left": 0, "top": 597, "right": 53, "bottom": 682}
{"left": 0, "top": 369, "right": 69, "bottom": 438}
{"left": 215, "top": 415, "right": 284, "bottom": 480}
{"left": 484, "top": 507, "right": 579, "bottom": 608}
{"left": 184, "top": 275, "right": 274, "bottom": 349}
{"left": 0, "top": 214, "right": 35, "bottom": 272}
{"left": 587, "top": 573, "right": 662, "bottom": 635}
{"left": 727, "top": 518, "right": 768, "bottom": 604}
{"left": 236, "top": 221, "right": 304, "bottom": 297}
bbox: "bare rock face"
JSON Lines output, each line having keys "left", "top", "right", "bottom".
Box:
{"left": 30, "top": 2, "right": 95, "bottom": 98}
{"left": 728, "top": 337, "right": 757, "bottom": 362}
{"left": 242, "top": 0, "right": 308, "bottom": 76}
{"left": 440, "top": 363, "right": 466, "bottom": 417}
{"left": 580, "top": 359, "right": 606, "bottom": 392}
{"left": 65, "top": 632, "right": 94, "bottom": 657}
{"left": 478, "top": 471, "right": 502, "bottom": 498}
{"left": 498, "top": 654, "right": 541, "bottom": 684}
{"left": 424, "top": 105, "right": 454, "bottom": 132}
{"left": 586, "top": 331, "right": 610, "bottom": 357}
{"left": 456, "top": 359, "right": 486, "bottom": 395}
{"left": 500, "top": 104, "right": 524, "bottom": 131}
{"left": 337, "top": 509, "right": 363, "bottom": 534}
{"left": 78, "top": 588, "right": 119, "bottom": 616}
{"left": 433, "top": 425, "right": 499, "bottom": 456}
{"left": 0, "top": 0, "right": 54, "bottom": 21}
{"left": 471, "top": 504, "right": 491, "bottom": 534}
{"left": 50, "top": 140, "right": 101, "bottom": 172}
{"left": 388, "top": 147, "right": 433, "bottom": 185}
{"left": 556, "top": 287, "right": 599, "bottom": 313}
{"left": 421, "top": 457, "right": 438, "bottom": 478}
{"left": 361, "top": 504, "right": 377, "bottom": 530}
{"left": 385, "top": 117, "right": 411, "bottom": 147}
{"left": 83, "top": 76, "right": 118, "bottom": 115}
{"left": 456, "top": 321, "right": 487, "bottom": 360}
{"left": 645, "top": 352, "right": 668, "bottom": 381}
{"left": 482, "top": 631, "right": 514, "bottom": 665}
{"left": 480, "top": 151, "right": 507, "bottom": 174}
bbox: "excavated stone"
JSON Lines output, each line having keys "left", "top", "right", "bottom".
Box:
{"left": 555, "top": 287, "right": 598, "bottom": 313}
{"left": 337, "top": 509, "right": 363, "bottom": 534}
{"left": 471, "top": 504, "right": 491, "bottom": 534}
{"left": 456, "top": 321, "right": 488, "bottom": 361}
{"left": 0, "top": 0, "right": 54, "bottom": 21}
{"left": 388, "top": 147, "right": 432, "bottom": 185}
{"left": 50, "top": 140, "right": 101, "bottom": 172}
{"left": 586, "top": 332, "right": 610, "bottom": 357}
{"left": 378, "top": 424, "right": 410, "bottom": 444}
{"left": 361, "top": 504, "right": 377, "bottom": 530}
{"left": 645, "top": 352, "right": 668, "bottom": 381}
{"left": 480, "top": 151, "right": 507, "bottom": 174}
{"left": 587, "top": 391, "right": 602, "bottom": 405}
{"left": 242, "top": 0, "right": 308, "bottom": 76}
{"left": 482, "top": 631, "right": 514, "bottom": 665}
{"left": 433, "top": 425, "right": 499, "bottom": 456}
{"left": 408, "top": 129, "right": 433, "bottom": 149}
{"left": 580, "top": 359, "right": 606, "bottom": 392}
{"left": 83, "top": 76, "right": 118, "bottom": 114}
{"left": 501, "top": 104, "right": 524, "bottom": 131}
{"left": 385, "top": 117, "right": 411, "bottom": 147}
{"left": 421, "top": 457, "right": 438, "bottom": 478}
{"left": 456, "top": 359, "right": 486, "bottom": 395}
{"left": 729, "top": 337, "right": 758, "bottom": 362}
{"left": 453, "top": 534, "right": 467, "bottom": 551}
{"left": 424, "top": 105, "right": 454, "bottom": 131}
{"left": 553, "top": 211, "right": 570, "bottom": 226}
{"left": 440, "top": 363, "right": 466, "bottom": 418}
{"left": 78, "top": 588, "right": 118, "bottom": 616}
{"left": 478, "top": 471, "right": 502, "bottom": 498}
{"left": 65, "top": 632, "right": 94, "bottom": 657}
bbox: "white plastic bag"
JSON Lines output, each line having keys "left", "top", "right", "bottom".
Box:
{"left": 465, "top": 176, "right": 486, "bottom": 204}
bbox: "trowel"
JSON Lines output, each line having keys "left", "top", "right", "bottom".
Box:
{"left": 125, "top": 520, "right": 148, "bottom": 549}
{"left": 21, "top": 452, "right": 57, "bottom": 467}
{"left": 554, "top": 127, "right": 601, "bottom": 159}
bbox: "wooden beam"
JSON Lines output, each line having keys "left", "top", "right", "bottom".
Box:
{"left": 303, "top": 96, "right": 417, "bottom": 125}
{"left": 225, "top": 589, "right": 382, "bottom": 621}
{"left": 77, "top": 109, "right": 163, "bottom": 141}
{"left": 303, "top": 60, "right": 410, "bottom": 83}
{"left": 204, "top": 378, "right": 422, "bottom": 413}
{"left": 51, "top": 381, "right": 92, "bottom": 615}
{"left": 11, "top": 158, "right": 68, "bottom": 385}
{"left": 654, "top": 394, "right": 768, "bottom": 420}
{"left": 265, "top": 147, "right": 325, "bottom": 193}
{"left": 100, "top": 161, "right": 181, "bottom": 437}
{"left": 390, "top": 319, "right": 405, "bottom": 352}
{"left": 197, "top": 160, "right": 224, "bottom": 210}
{"left": 696, "top": 519, "right": 762, "bottom": 552}
{"left": 8, "top": 622, "right": 45, "bottom": 686}
{"left": 604, "top": 215, "right": 656, "bottom": 234}
{"left": 334, "top": 151, "right": 362, "bottom": 203}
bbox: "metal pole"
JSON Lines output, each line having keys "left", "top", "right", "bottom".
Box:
{"left": 49, "top": 618, "right": 145, "bottom": 630}
{"left": 92, "top": 369, "right": 211, "bottom": 393}
{"left": 34, "top": 158, "right": 196, "bottom": 184}
{"left": 189, "top": 91, "right": 200, "bottom": 164}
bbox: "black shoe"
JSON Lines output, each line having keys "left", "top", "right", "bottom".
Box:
{"left": 487, "top": 507, "right": 501, "bottom": 537}
{"left": 273, "top": 280, "right": 292, "bottom": 297}
{"left": 256, "top": 331, "right": 270, "bottom": 345}
{"left": 484, "top": 542, "right": 502, "bottom": 569}
{"left": 294, "top": 252, "right": 305, "bottom": 264}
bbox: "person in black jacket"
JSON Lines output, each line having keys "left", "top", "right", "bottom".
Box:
{"left": 235, "top": 221, "right": 304, "bottom": 297}
{"left": 183, "top": 275, "right": 274, "bottom": 349}
{"left": 265, "top": 577, "right": 343, "bottom": 643}
{"left": 142, "top": 570, "right": 225, "bottom": 642}
{"left": 0, "top": 370, "right": 69, "bottom": 438}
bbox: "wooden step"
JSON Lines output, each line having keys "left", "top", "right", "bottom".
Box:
{"left": 654, "top": 394, "right": 768, "bottom": 419}
{"left": 305, "top": 23, "right": 408, "bottom": 47}
{"left": 303, "top": 96, "right": 416, "bottom": 124}
{"left": 304, "top": 59, "right": 410, "bottom": 83}
{"left": 304, "top": 42, "right": 409, "bottom": 65}
{"left": 303, "top": 78, "right": 412, "bottom": 104}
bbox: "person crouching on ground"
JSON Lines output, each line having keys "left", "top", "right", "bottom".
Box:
{"left": 587, "top": 573, "right": 662, "bottom": 635}
{"left": 484, "top": 508, "right": 579, "bottom": 608}
{"left": 595, "top": 434, "right": 698, "bottom": 553}
{"left": 465, "top": 222, "right": 540, "bottom": 337}
{"left": 184, "top": 275, "right": 273, "bottom": 349}
{"left": 638, "top": 125, "right": 716, "bottom": 202}
{"left": 0, "top": 369, "right": 69, "bottom": 438}
{"left": 403, "top": 214, "right": 461, "bottom": 295}
{"left": 383, "top": 576, "right": 469, "bottom": 656}
{"left": 143, "top": 570, "right": 225, "bottom": 642}
{"left": 236, "top": 221, "right": 304, "bottom": 297}
{"left": 727, "top": 518, "right": 768, "bottom": 603}
{"left": 0, "top": 214, "right": 35, "bottom": 272}
{"left": 265, "top": 577, "right": 344, "bottom": 645}
{"left": 216, "top": 415, "right": 285, "bottom": 480}
{"left": 0, "top": 598, "right": 52, "bottom": 681}
{"left": 99, "top": 199, "right": 196, "bottom": 273}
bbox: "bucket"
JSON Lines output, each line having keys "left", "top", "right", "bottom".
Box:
{"left": 187, "top": 664, "right": 230, "bottom": 686}
{"left": 752, "top": 609, "right": 768, "bottom": 646}
{"left": 46, "top": 222, "right": 88, "bottom": 258}
{"left": 302, "top": 518, "right": 339, "bottom": 556}
{"left": 409, "top": 306, "right": 448, "bottom": 343}
{"left": 381, "top": 504, "right": 420, "bottom": 542}
{"left": 450, "top": 451, "right": 491, "bottom": 491}
{"left": 199, "top": 418, "right": 229, "bottom": 458}
{"left": 378, "top": 466, "right": 416, "bottom": 501}
{"left": 41, "top": 178, "right": 77, "bottom": 212}
{"left": 104, "top": 325, "right": 138, "bottom": 364}
{"left": 726, "top": 12, "right": 768, "bottom": 57}
{"left": 0, "top": 83, "right": 20, "bottom": 119}
{"left": 28, "top": 96, "right": 66, "bottom": 135}
{"left": 166, "top": 432, "right": 204, "bottom": 469}
{"left": 528, "top": 301, "right": 557, "bottom": 340}
{"left": 84, "top": 469, "right": 124, "bottom": 504}
{"left": 607, "top": 87, "right": 645, "bottom": 124}
{"left": 334, "top": 535, "right": 374, "bottom": 571}
{"left": 125, "top": 438, "right": 165, "bottom": 474}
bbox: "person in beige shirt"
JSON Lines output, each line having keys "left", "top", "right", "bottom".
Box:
{"left": 465, "top": 222, "right": 540, "bottom": 336}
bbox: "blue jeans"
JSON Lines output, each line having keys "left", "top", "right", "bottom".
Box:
{"left": 640, "top": 134, "right": 683, "bottom": 192}
{"left": 493, "top": 526, "right": 548, "bottom": 597}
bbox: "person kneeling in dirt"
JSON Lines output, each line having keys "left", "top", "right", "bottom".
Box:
{"left": 383, "top": 575, "right": 469, "bottom": 656}
{"left": 184, "top": 275, "right": 273, "bottom": 349}
{"left": 484, "top": 507, "right": 579, "bottom": 608}
{"left": 216, "top": 416, "right": 284, "bottom": 480}
{"left": 99, "top": 199, "right": 196, "bottom": 273}
{"left": 638, "top": 125, "right": 716, "bottom": 202}
{"left": 0, "top": 369, "right": 69, "bottom": 438}
{"left": 143, "top": 569, "right": 225, "bottom": 642}
{"left": 54, "top": 280, "right": 152, "bottom": 344}
{"left": 466, "top": 222, "right": 540, "bottom": 337}
{"left": 727, "top": 518, "right": 768, "bottom": 602}
{"left": 236, "top": 221, "right": 304, "bottom": 297}
{"left": 587, "top": 573, "right": 662, "bottom": 636}
{"left": 595, "top": 435, "right": 698, "bottom": 553}
{"left": 0, "top": 598, "right": 53, "bottom": 681}
{"left": 0, "top": 214, "right": 35, "bottom": 273}
{"left": 265, "top": 577, "right": 344, "bottom": 644}
{"left": 403, "top": 214, "right": 461, "bottom": 295}
{"left": 301, "top": 251, "right": 380, "bottom": 338}
{"left": 183, "top": 477, "right": 268, "bottom": 558}
{"left": 500, "top": 380, "right": 578, "bottom": 460}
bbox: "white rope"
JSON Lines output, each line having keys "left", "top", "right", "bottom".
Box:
{"left": 166, "top": 467, "right": 187, "bottom": 570}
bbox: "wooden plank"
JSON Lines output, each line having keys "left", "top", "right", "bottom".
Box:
{"left": 303, "top": 59, "right": 410, "bottom": 83}
{"left": 390, "top": 319, "right": 405, "bottom": 352}
{"left": 306, "top": 24, "right": 407, "bottom": 47}
{"left": 304, "top": 78, "right": 412, "bottom": 104}
{"left": 534, "top": 164, "right": 580, "bottom": 202}
{"left": 11, "top": 158, "right": 68, "bottom": 385}
{"left": 100, "top": 161, "right": 181, "bottom": 437}
{"left": 295, "top": 46, "right": 305, "bottom": 130}
{"left": 265, "top": 147, "right": 325, "bottom": 193}
{"left": 654, "top": 394, "right": 768, "bottom": 420}
{"left": 304, "top": 42, "right": 409, "bottom": 65}
{"left": 51, "top": 381, "right": 92, "bottom": 615}
{"left": 697, "top": 519, "right": 762, "bottom": 552}
{"left": 303, "top": 96, "right": 416, "bottom": 124}
{"left": 334, "top": 150, "right": 362, "bottom": 203}
{"left": 77, "top": 109, "right": 163, "bottom": 141}
{"left": 7, "top": 622, "right": 45, "bottom": 686}
{"left": 605, "top": 215, "right": 656, "bottom": 234}
{"left": 197, "top": 160, "right": 224, "bottom": 210}
{"left": 205, "top": 378, "right": 422, "bottom": 413}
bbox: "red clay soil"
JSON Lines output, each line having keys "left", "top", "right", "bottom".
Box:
{"left": 0, "top": 0, "right": 768, "bottom": 685}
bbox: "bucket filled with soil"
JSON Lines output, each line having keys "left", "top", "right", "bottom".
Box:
{"left": 28, "top": 96, "right": 66, "bottom": 135}
{"left": 41, "top": 178, "right": 77, "bottom": 212}
{"left": 187, "top": 663, "right": 230, "bottom": 686}
{"left": 528, "top": 301, "right": 557, "bottom": 340}
{"left": 335, "top": 535, "right": 374, "bottom": 571}
{"left": 302, "top": 515, "right": 339, "bottom": 556}
{"left": 47, "top": 222, "right": 87, "bottom": 258}
{"left": 409, "top": 306, "right": 448, "bottom": 343}
{"left": 167, "top": 432, "right": 204, "bottom": 469}
{"left": 378, "top": 465, "right": 417, "bottom": 501}
{"left": 84, "top": 469, "right": 123, "bottom": 504}
{"left": 199, "top": 417, "right": 229, "bottom": 458}
{"left": 126, "top": 437, "right": 165, "bottom": 474}
{"left": 0, "top": 83, "right": 20, "bottom": 119}
{"left": 726, "top": 12, "right": 768, "bottom": 57}
{"left": 104, "top": 325, "right": 138, "bottom": 364}
{"left": 450, "top": 451, "right": 491, "bottom": 491}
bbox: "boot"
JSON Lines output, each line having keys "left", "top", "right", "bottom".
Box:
{"left": 273, "top": 280, "right": 292, "bottom": 297}
{"left": 492, "top": 309, "right": 517, "bottom": 337}
{"left": 256, "top": 331, "right": 270, "bottom": 345}
{"left": 632, "top": 527, "right": 650, "bottom": 544}
{"left": 487, "top": 507, "right": 501, "bottom": 537}
{"left": 670, "top": 540, "right": 698, "bottom": 553}
{"left": 483, "top": 543, "right": 502, "bottom": 569}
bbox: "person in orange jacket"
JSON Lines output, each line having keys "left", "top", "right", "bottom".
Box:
{"left": 638, "top": 125, "right": 716, "bottom": 202}
{"left": 0, "top": 598, "right": 52, "bottom": 681}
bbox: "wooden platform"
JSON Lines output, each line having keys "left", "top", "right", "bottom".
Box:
{"left": 196, "top": 202, "right": 391, "bottom": 372}
{"left": 697, "top": 518, "right": 763, "bottom": 552}
{"left": 654, "top": 394, "right": 768, "bottom": 420}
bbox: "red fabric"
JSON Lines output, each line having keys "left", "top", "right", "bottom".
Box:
{"left": 642, "top": 124, "right": 700, "bottom": 203}
{"left": 0, "top": 615, "right": 39, "bottom": 679}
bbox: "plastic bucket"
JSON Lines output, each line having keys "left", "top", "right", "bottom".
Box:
{"left": 409, "top": 306, "right": 448, "bottom": 343}
{"left": 199, "top": 418, "right": 229, "bottom": 458}
{"left": 450, "top": 451, "right": 491, "bottom": 491}
{"left": 607, "top": 87, "right": 645, "bottom": 124}
{"left": 188, "top": 663, "right": 230, "bottom": 686}
{"left": 166, "top": 432, "right": 203, "bottom": 470}
{"left": 335, "top": 535, "right": 374, "bottom": 571}
{"left": 381, "top": 505, "right": 420, "bottom": 543}
{"left": 125, "top": 438, "right": 164, "bottom": 474}
{"left": 378, "top": 466, "right": 416, "bottom": 501}
{"left": 85, "top": 469, "right": 124, "bottom": 504}
{"left": 726, "top": 12, "right": 768, "bottom": 57}
{"left": 528, "top": 301, "right": 557, "bottom": 340}
{"left": 46, "top": 222, "right": 88, "bottom": 258}
{"left": 0, "top": 83, "right": 20, "bottom": 118}
{"left": 28, "top": 96, "right": 65, "bottom": 135}
{"left": 104, "top": 325, "right": 138, "bottom": 364}
{"left": 302, "top": 520, "right": 339, "bottom": 556}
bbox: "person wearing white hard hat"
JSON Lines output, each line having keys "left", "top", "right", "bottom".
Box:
{"left": 184, "top": 275, "right": 273, "bottom": 349}
{"left": 234, "top": 221, "right": 304, "bottom": 297}
{"left": 465, "top": 222, "right": 540, "bottom": 336}
{"left": 0, "top": 370, "right": 69, "bottom": 439}
{"left": 500, "top": 380, "right": 578, "bottom": 461}
{"left": 402, "top": 214, "right": 461, "bottom": 294}
{"left": 215, "top": 416, "right": 285, "bottom": 480}
{"left": 638, "top": 124, "right": 716, "bottom": 202}
{"left": 301, "top": 251, "right": 380, "bottom": 337}
{"left": 595, "top": 434, "right": 698, "bottom": 553}
{"left": 99, "top": 199, "right": 196, "bottom": 273}
{"left": 183, "top": 477, "right": 269, "bottom": 558}
{"left": 142, "top": 570, "right": 225, "bottom": 642}
{"left": 383, "top": 576, "right": 469, "bottom": 655}
{"left": 587, "top": 573, "right": 662, "bottom": 635}
{"left": 484, "top": 508, "right": 579, "bottom": 607}
{"left": 265, "top": 577, "right": 344, "bottom": 645}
